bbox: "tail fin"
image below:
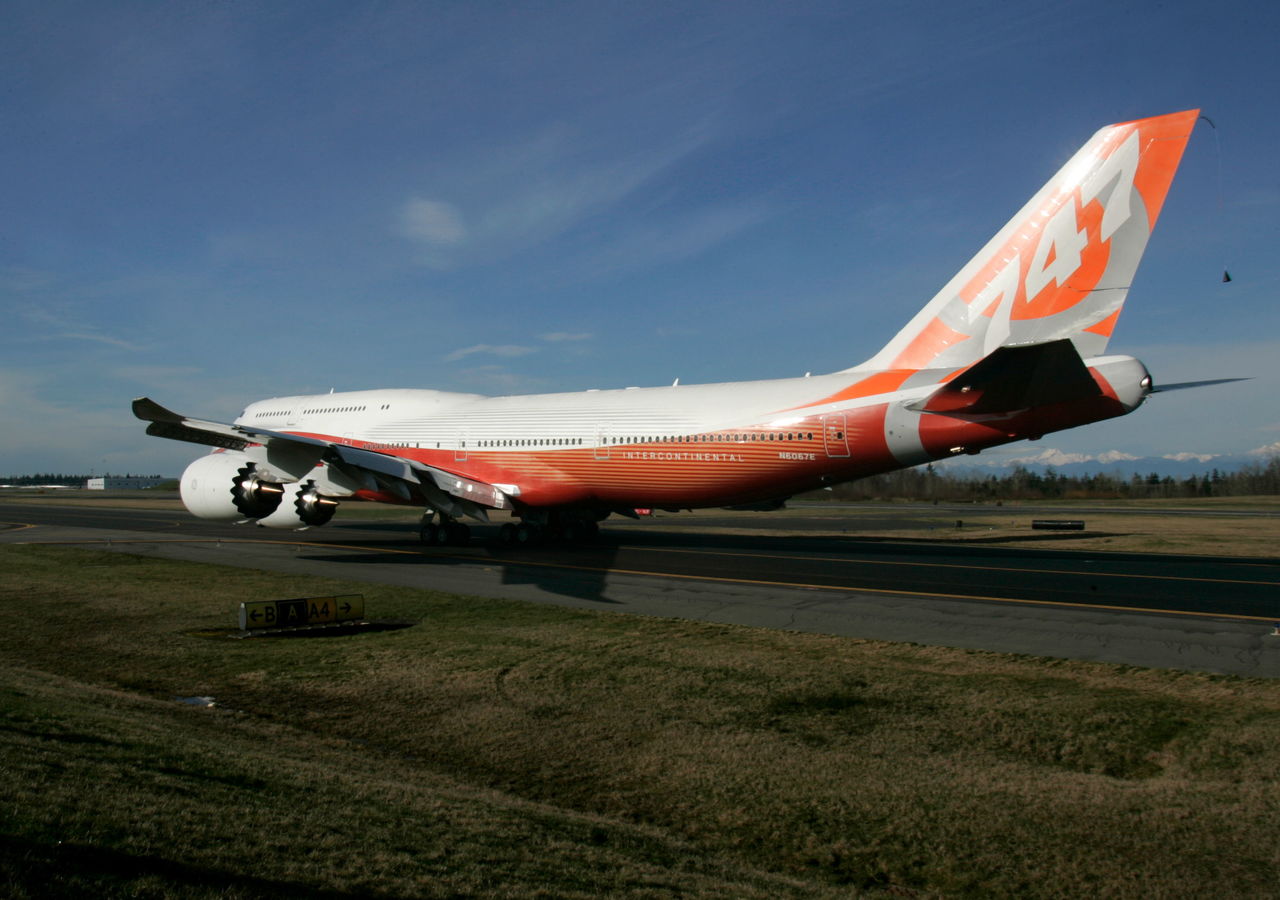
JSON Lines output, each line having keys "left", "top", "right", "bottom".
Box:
{"left": 854, "top": 109, "right": 1200, "bottom": 373}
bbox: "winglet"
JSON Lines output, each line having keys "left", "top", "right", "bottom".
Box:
{"left": 132, "top": 397, "right": 183, "bottom": 424}
{"left": 132, "top": 397, "right": 250, "bottom": 451}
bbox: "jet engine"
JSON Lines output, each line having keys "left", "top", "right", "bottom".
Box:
{"left": 181, "top": 453, "right": 283, "bottom": 521}
{"left": 179, "top": 453, "right": 338, "bottom": 527}
{"left": 256, "top": 479, "right": 337, "bottom": 528}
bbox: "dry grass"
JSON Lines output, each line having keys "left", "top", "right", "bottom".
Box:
{"left": 3, "top": 544, "right": 1280, "bottom": 897}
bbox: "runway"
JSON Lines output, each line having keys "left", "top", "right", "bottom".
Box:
{"left": 4, "top": 498, "right": 1279, "bottom": 677}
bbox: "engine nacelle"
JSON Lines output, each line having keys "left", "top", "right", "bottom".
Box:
{"left": 181, "top": 453, "right": 286, "bottom": 521}
{"left": 180, "top": 453, "right": 340, "bottom": 528}
{"left": 256, "top": 480, "right": 338, "bottom": 529}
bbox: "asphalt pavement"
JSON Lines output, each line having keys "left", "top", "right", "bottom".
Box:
{"left": 3, "top": 500, "right": 1278, "bottom": 677}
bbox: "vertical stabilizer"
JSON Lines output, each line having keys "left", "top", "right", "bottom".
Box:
{"left": 853, "top": 109, "right": 1199, "bottom": 373}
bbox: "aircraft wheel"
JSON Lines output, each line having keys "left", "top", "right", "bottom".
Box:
{"left": 499, "top": 523, "right": 518, "bottom": 545}
{"left": 515, "top": 523, "right": 541, "bottom": 546}
{"left": 447, "top": 523, "right": 471, "bottom": 546}
{"left": 419, "top": 522, "right": 439, "bottom": 545}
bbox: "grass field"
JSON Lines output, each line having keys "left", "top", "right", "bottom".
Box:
{"left": 3, "top": 543, "right": 1280, "bottom": 897}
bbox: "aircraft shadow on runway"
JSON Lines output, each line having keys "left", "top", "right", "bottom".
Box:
{"left": 295, "top": 524, "right": 625, "bottom": 605}
{"left": 284, "top": 521, "right": 1274, "bottom": 610}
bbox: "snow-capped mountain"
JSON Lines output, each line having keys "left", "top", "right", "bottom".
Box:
{"left": 935, "top": 442, "right": 1280, "bottom": 479}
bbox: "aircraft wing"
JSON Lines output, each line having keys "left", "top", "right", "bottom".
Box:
{"left": 132, "top": 397, "right": 511, "bottom": 520}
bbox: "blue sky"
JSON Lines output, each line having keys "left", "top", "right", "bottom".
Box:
{"left": 3, "top": 1, "right": 1277, "bottom": 476}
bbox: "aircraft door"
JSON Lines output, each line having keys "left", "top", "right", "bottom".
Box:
{"left": 822, "top": 414, "right": 850, "bottom": 458}
{"left": 594, "top": 425, "right": 611, "bottom": 461}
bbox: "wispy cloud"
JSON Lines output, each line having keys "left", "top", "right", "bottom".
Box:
{"left": 397, "top": 198, "right": 467, "bottom": 245}
{"left": 47, "top": 331, "right": 143, "bottom": 351}
{"left": 112, "top": 365, "right": 202, "bottom": 383}
{"left": 16, "top": 304, "right": 144, "bottom": 351}
{"left": 452, "top": 365, "right": 548, "bottom": 394}
{"left": 443, "top": 344, "right": 538, "bottom": 363}
{"left": 393, "top": 122, "right": 714, "bottom": 268}
{"left": 575, "top": 199, "right": 773, "bottom": 280}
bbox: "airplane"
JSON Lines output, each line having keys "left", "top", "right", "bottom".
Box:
{"left": 136, "top": 108, "right": 1215, "bottom": 546}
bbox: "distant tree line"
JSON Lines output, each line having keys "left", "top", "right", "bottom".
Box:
{"left": 814, "top": 455, "right": 1280, "bottom": 502}
{"left": 1, "top": 473, "right": 164, "bottom": 486}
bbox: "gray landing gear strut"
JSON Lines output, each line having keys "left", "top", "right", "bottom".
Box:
{"left": 419, "top": 511, "right": 471, "bottom": 547}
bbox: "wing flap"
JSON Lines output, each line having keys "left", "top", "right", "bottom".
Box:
{"left": 144, "top": 420, "right": 248, "bottom": 451}
{"left": 417, "top": 465, "right": 511, "bottom": 511}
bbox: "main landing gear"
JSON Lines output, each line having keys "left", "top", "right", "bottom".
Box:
{"left": 419, "top": 512, "right": 471, "bottom": 547}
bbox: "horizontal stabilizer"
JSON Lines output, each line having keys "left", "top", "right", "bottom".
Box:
{"left": 912, "top": 339, "right": 1101, "bottom": 416}
{"left": 1151, "top": 377, "right": 1249, "bottom": 393}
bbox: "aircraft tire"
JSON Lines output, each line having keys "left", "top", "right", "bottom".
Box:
{"left": 447, "top": 523, "right": 471, "bottom": 546}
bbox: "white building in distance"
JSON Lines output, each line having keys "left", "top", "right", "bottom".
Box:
{"left": 86, "top": 476, "right": 168, "bottom": 490}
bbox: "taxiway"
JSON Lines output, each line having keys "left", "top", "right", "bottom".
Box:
{"left": 3, "top": 499, "right": 1278, "bottom": 677}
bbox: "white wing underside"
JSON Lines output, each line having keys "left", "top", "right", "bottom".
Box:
{"left": 132, "top": 398, "right": 508, "bottom": 521}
